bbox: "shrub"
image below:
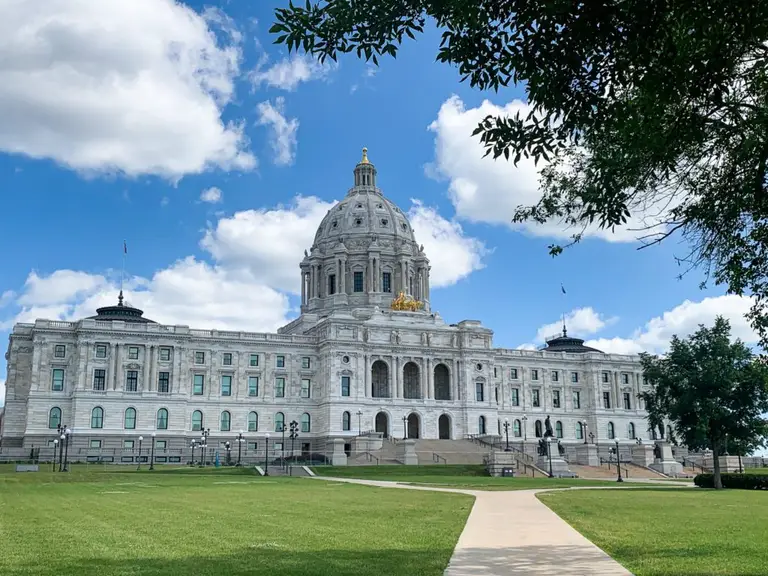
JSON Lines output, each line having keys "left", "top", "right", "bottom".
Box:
{"left": 694, "top": 473, "right": 768, "bottom": 489}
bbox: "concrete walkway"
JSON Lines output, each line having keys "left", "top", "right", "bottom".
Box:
{"left": 315, "top": 477, "right": 638, "bottom": 575}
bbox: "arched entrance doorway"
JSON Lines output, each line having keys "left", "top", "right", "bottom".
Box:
{"left": 375, "top": 412, "right": 389, "bottom": 438}
{"left": 438, "top": 414, "right": 451, "bottom": 439}
{"left": 479, "top": 415, "right": 487, "bottom": 435}
{"left": 407, "top": 413, "right": 420, "bottom": 439}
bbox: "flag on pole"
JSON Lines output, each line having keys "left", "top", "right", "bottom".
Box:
{"left": 123, "top": 240, "right": 128, "bottom": 255}
{"left": 561, "top": 284, "right": 566, "bottom": 295}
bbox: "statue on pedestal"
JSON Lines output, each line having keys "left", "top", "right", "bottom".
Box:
{"left": 653, "top": 443, "right": 662, "bottom": 460}
{"left": 537, "top": 438, "right": 548, "bottom": 457}
{"left": 544, "top": 415, "right": 554, "bottom": 438}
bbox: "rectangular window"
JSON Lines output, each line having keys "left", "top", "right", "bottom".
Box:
{"left": 275, "top": 377, "right": 285, "bottom": 398}
{"left": 249, "top": 354, "right": 259, "bottom": 367}
{"left": 195, "top": 351, "right": 205, "bottom": 364}
{"left": 123, "top": 439, "right": 134, "bottom": 450}
{"left": 159, "top": 347, "right": 171, "bottom": 362}
{"left": 475, "top": 382, "right": 484, "bottom": 402}
{"left": 158, "top": 372, "right": 170, "bottom": 393}
{"left": 301, "top": 378, "right": 311, "bottom": 398}
{"left": 156, "top": 440, "right": 167, "bottom": 450}
{"left": 382, "top": 272, "right": 392, "bottom": 293}
{"left": 341, "top": 376, "right": 351, "bottom": 397}
{"left": 248, "top": 442, "right": 258, "bottom": 451}
{"left": 248, "top": 376, "right": 259, "bottom": 396}
{"left": 193, "top": 374, "right": 204, "bottom": 395}
{"left": 602, "top": 371, "right": 610, "bottom": 383}
{"left": 494, "top": 367, "right": 498, "bottom": 378}
{"left": 531, "top": 369, "right": 539, "bottom": 381}
{"left": 353, "top": 271, "right": 364, "bottom": 292}
{"left": 573, "top": 390, "right": 581, "bottom": 409}
{"left": 222, "top": 353, "right": 233, "bottom": 366}
{"left": 95, "top": 345, "right": 107, "bottom": 358}
{"left": 510, "top": 368, "right": 518, "bottom": 379}
{"left": 622, "top": 373, "right": 630, "bottom": 384}
{"left": 51, "top": 369, "right": 65, "bottom": 391}
{"left": 532, "top": 389, "right": 541, "bottom": 407}
{"left": 328, "top": 274, "right": 336, "bottom": 295}
{"left": 93, "top": 369, "right": 106, "bottom": 391}
{"left": 603, "top": 391, "right": 611, "bottom": 409}
{"left": 571, "top": 371, "right": 579, "bottom": 383}
{"left": 90, "top": 439, "right": 102, "bottom": 449}
{"left": 221, "top": 375, "right": 232, "bottom": 396}
{"left": 128, "top": 347, "right": 139, "bottom": 360}
{"left": 54, "top": 345, "right": 66, "bottom": 358}
{"left": 623, "top": 392, "right": 631, "bottom": 410}
{"left": 551, "top": 370, "right": 559, "bottom": 382}
{"left": 276, "top": 355, "right": 285, "bottom": 368}
{"left": 126, "top": 370, "right": 138, "bottom": 392}
{"left": 302, "top": 356, "right": 311, "bottom": 369}
{"left": 553, "top": 390, "right": 561, "bottom": 409}
{"left": 511, "top": 388, "right": 520, "bottom": 406}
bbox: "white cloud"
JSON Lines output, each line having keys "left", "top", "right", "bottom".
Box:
{"left": 200, "top": 196, "right": 336, "bottom": 293}
{"left": 0, "top": 0, "right": 255, "bottom": 179}
{"left": 249, "top": 53, "right": 333, "bottom": 91}
{"left": 427, "top": 95, "right": 669, "bottom": 242}
{"left": 17, "top": 271, "right": 107, "bottom": 307}
{"left": 407, "top": 200, "right": 489, "bottom": 287}
{"left": 256, "top": 98, "right": 299, "bottom": 166}
{"left": 0, "top": 290, "right": 15, "bottom": 308}
{"left": 584, "top": 295, "right": 756, "bottom": 355}
{"left": 200, "top": 187, "right": 223, "bottom": 204}
{"left": 535, "top": 307, "right": 617, "bottom": 343}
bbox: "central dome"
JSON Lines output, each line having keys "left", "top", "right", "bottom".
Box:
{"left": 299, "top": 149, "right": 431, "bottom": 317}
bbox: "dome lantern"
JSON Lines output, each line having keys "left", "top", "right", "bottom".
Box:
{"left": 353, "top": 147, "right": 377, "bottom": 189}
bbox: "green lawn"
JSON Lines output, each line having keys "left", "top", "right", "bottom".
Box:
{"left": 539, "top": 488, "right": 768, "bottom": 576}
{"left": 0, "top": 466, "right": 472, "bottom": 576}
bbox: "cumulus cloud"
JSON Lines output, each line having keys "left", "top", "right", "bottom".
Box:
{"left": 249, "top": 53, "right": 333, "bottom": 91}
{"left": 256, "top": 98, "right": 299, "bottom": 166}
{"left": 407, "top": 200, "right": 489, "bottom": 287}
{"left": 427, "top": 95, "right": 669, "bottom": 242}
{"left": 535, "top": 307, "right": 617, "bottom": 343}
{"left": 0, "top": 290, "right": 16, "bottom": 308}
{"left": 0, "top": 0, "right": 255, "bottom": 179}
{"left": 200, "top": 187, "right": 223, "bottom": 204}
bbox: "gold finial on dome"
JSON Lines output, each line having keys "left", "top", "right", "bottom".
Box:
{"left": 360, "top": 147, "right": 370, "bottom": 164}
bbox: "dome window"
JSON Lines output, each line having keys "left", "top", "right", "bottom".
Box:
{"left": 376, "top": 203, "right": 383, "bottom": 209}
{"left": 332, "top": 220, "right": 338, "bottom": 228}
{"left": 355, "top": 218, "right": 363, "bottom": 227}
{"left": 401, "top": 222, "right": 408, "bottom": 231}
{"left": 356, "top": 203, "right": 363, "bottom": 209}
{"left": 381, "top": 219, "right": 388, "bottom": 227}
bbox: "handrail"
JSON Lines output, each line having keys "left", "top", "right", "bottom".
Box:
{"left": 682, "top": 457, "right": 708, "bottom": 473}
{"left": 432, "top": 453, "right": 447, "bottom": 465}
{"left": 364, "top": 452, "right": 380, "bottom": 465}
{"left": 601, "top": 457, "right": 630, "bottom": 478}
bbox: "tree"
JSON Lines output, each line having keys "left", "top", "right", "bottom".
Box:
{"left": 639, "top": 317, "right": 768, "bottom": 489}
{"left": 270, "top": 1, "right": 768, "bottom": 346}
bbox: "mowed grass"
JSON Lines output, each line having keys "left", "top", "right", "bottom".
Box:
{"left": 539, "top": 488, "right": 768, "bottom": 576}
{"left": 314, "top": 465, "right": 633, "bottom": 490}
{"left": 0, "top": 466, "right": 472, "bottom": 576}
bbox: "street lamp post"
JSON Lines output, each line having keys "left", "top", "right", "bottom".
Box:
{"left": 200, "top": 428, "right": 210, "bottom": 467}
{"left": 521, "top": 415, "right": 528, "bottom": 442}
{"left": 548, "top": 437, "right": 554, "bottom": 478}
{"left": 149, "top": 432, "right": 156, "bottom": 471}
{"left": 583, "top": 423, "right": 589, "bottom": 445}
{"left": 503, "top": 418, "right": 511, "bottom": 451}
{"left": 589, "top": 432, "right": 595, "bottom": 445}
{"left": 137, "top": 436, "right": 144, "bottom": 471}
{"left": 356, "top": 410, "right": 363, "bottom": 435}
{"left": 52, "top": 439, "right": 59, "bottom": 472}
{"left": 225, "top": 441, "right": 231, "bottom": 466}
{"left": 190, "top": 440, "right": 197, "bottom": 466}
{"left": 615, "top": 439, "right": 624, "bottom": 483}
{"left": 289, "top": 420, "right": 299, "bottom": 476}
{"left": 58, "top": 433, "right": 65, "bottom": 472}
{"left": 63, "top": 428, "right": 71, "bottom": 472}
{"left": 402, "top": 415, "right": 407, "bottom": 440}
{"left": 236, "top": 430, "right": 245, "bottom": 466}
{"left": 264, "top": 433, "right": 270, "bottom": 476}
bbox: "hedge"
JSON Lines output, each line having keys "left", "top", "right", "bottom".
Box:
{"left": 694, "top": 473, "right": 768, "bottom": 489}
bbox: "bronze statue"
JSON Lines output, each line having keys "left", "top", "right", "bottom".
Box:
{"left": 544, "top": 416, "right": 554, "bottom": 438}
{"left": 537, "top": 438, "right": 548, "bottom": 457}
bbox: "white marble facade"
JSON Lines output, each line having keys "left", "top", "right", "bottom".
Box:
{"left": 1, "top": 151, "right": 651, "bottom": 456}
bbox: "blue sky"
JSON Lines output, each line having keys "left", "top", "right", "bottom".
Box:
{"left": 0, "top": 0, "right": 758, "bottom": 405}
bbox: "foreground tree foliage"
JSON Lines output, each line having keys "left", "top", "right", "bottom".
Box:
{"left": 639, "top": 317, "right": 768, "bottom": 489}
{"left": 271, "top": 1, "right": 768, "bottom": 345}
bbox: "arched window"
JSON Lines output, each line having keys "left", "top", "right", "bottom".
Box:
{"left": 628, "top": 422, "right": 636, "bottom": 439}
{"left": 371, "top": 360, "right": 390, "bottom": 398}
{"left": 576, "top": 422, "right": 584, "bottom": 440}
{"left": 535, "top": 420, "right": 543, "bottom": 438}
{"left": 434, "top": 363, "right": 451, "bottom": 400}
{"left": 342, "top": 411, "right": 351, "bottom": 431}
{"left": 274, "top": 412, "right": 285, "bottom": 432}
{"left": 124, "top": 407, "right": 136, "bottom": 430}
{"left": 248, "top": 411, "right": 258, "bottom": 432}
{"left": 607, "top": 421, "right": 615, "bottom": 440}
{"left": 156, "top": 408, "right": 169, "bottom": 430}
{"left": 220, "top": 411, "right": 231, "bottom": 432}
{"left": 91, "top": 407, "right": 104, "bottom": 429}
{"left": 191, "top": 410, "right": 203, "bottom": 431}
{"left": 403, "top": 362, "right": 421, "bottom": 399}
{"left": 555, "top": 420, "right": 563, "bottom": 439}
{"left": 513, "top": 419, "right": 522, "bottom": 438}
{"left": 478, "top": 415, "right": 487, "bottom": 435}
{"left": 48, "top": 407, "right": 62, "bottom": 429}
{"left": 301, "top": 413, "right": 311, "bottom": 433}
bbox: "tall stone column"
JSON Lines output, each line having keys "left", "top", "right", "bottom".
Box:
{"left": 420, "top": 358, "right": 427, "bottom": 399}
{"left": 111, "top": 343, "right": 119, "bottom": 390}
{"left": 143, "top": 346, "right": 151, "bottom": 392}
{"left": 301, "top": 271, "right": 306, "bottom": 304}
{"left": 425, "top": 268, "right": 430, "bottom": 303}
{"left": 368, "top": 256, "right": 375, "bottom": 293}
{"left": 148, "top": 346, "right": 156, "bottom": 392}
{"left": 340, "top": 258, "right": 346, "bottom": 293}
{"left": 453, "top": 359, "right": 460, "bottom": 401}
{"left": 364, "top": 354, "right": 370, "bottom": 397}
{"left": 395, "top": 356, "right": 402, "bottom": 398}
{"left": 78, "top": 343, "right": 87, "bottom": 390}
{"left": 426, "top": 357, "right": 434, "bottom": 399}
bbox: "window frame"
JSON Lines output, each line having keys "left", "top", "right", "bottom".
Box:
{"left": 54, "top": 344, "right": 66, "bottom": 358}
{"left": 475, "top": 381, "right": 484, "bottom": 402}
{"left": 48, "top": 407, "right": 62, "bottom": 429}
{"left": 511, "top": 387, "right": 520, "bottom": 406}
{"left": 191, "top": 410, "right": 203, "bottom": 431}
{"left": 194, "top": 351, "right": 205, "bottom": 365}
{"left": 603, "top": 391, "right": 611, "bottom": 409}
{"left": 156, "top": 408, "right": 169, "bottom": 430}
{"left": 353, "top": 270, "right": 364, "bottom": 292}
{"left": 93, "top": 369, "right": 106, "bottom": 391}
{"left": 193, "top": 374, "right": 205, "bottom": 396}
{"left": 341, "top": 375, "right": 351, "bottom": 397}
{"left": 342, "top": 411, "right": 351, "bottom": 431}
{"left": 159, "top": 347, "right": 171, "bottom": 362}
{"left": 52, "top": 368, "right": 65, "bottom": 391}
{"left": 274, "top": 412, "right": 285, "bottom": 432}
{"left": 301, "top": 378, "right": 311, "bottom": 398}
{"left": 220, "top": 411, "right": 231, "bottom": 432}
{"left": 551, "top": 370, "right": 559, "bottom": 382}
{"left": 249, "top": 353, "right": 259, "bottom": 367}
{"left": 623, "top": 392, "right": 631, "bottom": 410}
{"left": 222, "top": 353, "right": 233, "bottom": 366}
{"left": 91, "top": 407, "right": 104, "bottom": 429}
{"left": 128, "top": 347, "right": 139, "bottom": 360}
{"left": 126, "top": 370, "right": 139, "bottom": 392}
{"left": 531, "top": 369, "right": 539, "bottom": 381}
{"left": 276, "top": 355, "right": 285, "bottom": 368}
{"left": 510, "top": 368, "right": 518, "bottom": 379}
{"left": 382, "top": 271, "right": 392, "bottom": 293}
{"left": 572, "top": 390, "right": 581, "bottom": 409}
{"left": 124, "top": 407, "right": 137, "bottom": 430}
{"left": 220, "top": 375, "right": 232, "bottom": 397}
{"left": 248, "top": 376, "right": 259, "bottom": 397}
{"left": 301, "top": 356, "right": 311, "bottom": 369}
{"left": 571, "top": 371, "right": 579, "bottom": 383}
{"left": 158, "top": 371, "right": 170, "bottom": 393}
{"left": 301, "top": 413, "right": 311, "bottom": 433}
{"left": 248, "top": 411, "right": 259, "bottom": 432}
{"left": 275, "top": 377, "right": 286, "bottom": 398}
{"left": 532, "top": 389, "right": 541, "bottom": 408}
{"left": 552, "top": 389, "right": 561, "bottom": 409}
{"left": 95, "top": 344, "right": 107, "bottom": 359}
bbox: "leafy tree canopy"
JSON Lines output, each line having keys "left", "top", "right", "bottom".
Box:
{"left": 639, "top": 317, "right": 768, "bottom": 488}
{"left": 271, "top": 1, "right": 768, "bottom": 345}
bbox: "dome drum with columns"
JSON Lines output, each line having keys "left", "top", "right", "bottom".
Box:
{"left": 300, "top": 148, "right": 431, "bottom": 317}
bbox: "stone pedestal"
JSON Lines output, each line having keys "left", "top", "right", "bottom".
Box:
{"left": 353, "top": 433, "right": 383, "bottom": 454}
{"left": 485, "top": 451, "right": 519, "bottom": 477}
{"left": 649, "top": 441, "right": 683, "bottom": 476}
{"left": 537, "top": 441, "right": 576, "bottom": 477}
{"left": 702, "top": 455, "right": 743, "bottom": 473}
{"left": 574, "top": 443, "right": 599, "bottom": 467}
{"left": 631, "top": 444, "right": 655, "bottom": 467}
{"left": 396, "top": 439, "right": 418, "bottom": 465}
{"left": 330, "top": 438, "right": 347, "bottom": 466}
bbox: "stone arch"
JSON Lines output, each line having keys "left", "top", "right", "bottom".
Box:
{"left": 375, "top": 411, "right": 389, "bottom": 438}
{"left": 438, "top": 414, "right": 451, "bottom": 439}
{"left": 478, "top": 415, "right": 487, "bottom": 435}
{"left": 371, "top": 360, "right": 390, "bottom": 398}
{"left": 403, "top": 361, "right": 421, "bottom": 399}
{"left": 407, "top": 412, "right": 420, "bottom": 439}
{"left": 535, "top": 420, "right": 543, "bottom": 438}
{"left": 434, "top": 363, "right": 451, "bottom": 400}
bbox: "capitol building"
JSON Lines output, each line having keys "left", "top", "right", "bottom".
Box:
{"left": 1, "top": 150, "right": 652, "bottom": 464}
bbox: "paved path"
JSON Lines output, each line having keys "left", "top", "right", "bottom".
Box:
{"left": 315, "top": 477, "right": 643, "bottom": 575}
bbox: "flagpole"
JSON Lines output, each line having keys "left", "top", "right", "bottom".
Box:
{"left": 561, "top": 283, "right": 567, "bottom": 336}
{"left": 120, "top": 240, "right": 126, "bottom": 306}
